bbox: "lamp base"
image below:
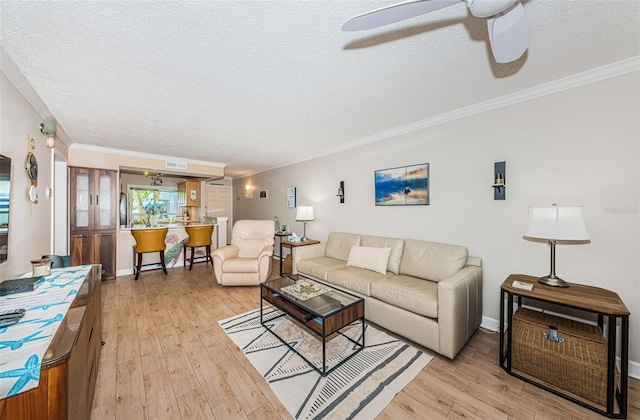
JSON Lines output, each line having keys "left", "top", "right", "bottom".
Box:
{"left": 537, "top": 275, "right": 569, "bottom": 288}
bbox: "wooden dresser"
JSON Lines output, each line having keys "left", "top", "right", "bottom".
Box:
{"left": 0, "top": 265, "right": 102, "bottom": 419}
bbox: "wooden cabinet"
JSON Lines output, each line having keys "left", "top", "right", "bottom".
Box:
{"left": 69, "top": 167, "right": 117, "bottom": 231}
{"left": 0, "top": 265, "right": 102, "bottom": 419}
{"left": 70, "top": 167, "right": 117, "bottom": 279}
{"left": 71, "top": 232, "right": 116, "bottom": 279}
{"left": 178, "top": 180, "right": 201, "bottom": 207}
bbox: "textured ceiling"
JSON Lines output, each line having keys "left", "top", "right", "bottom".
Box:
{"left": 1, "top": 1, "right": 639, "bottom": 177}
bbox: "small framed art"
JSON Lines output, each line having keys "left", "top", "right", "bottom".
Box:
{"left": 287, "top": 187, "right": 296, "bottom": 208}
{"left": 259, "top": 189, "right": 268, "bottom": 199}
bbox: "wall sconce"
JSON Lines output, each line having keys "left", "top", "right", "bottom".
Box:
{"left": 337, "top": 181, "right": 345, "bottom": 203}
{"left": 40, "top": 116, "right": 57, "bottom": 148}
{"left": 245, "top": 185, "right": 253, "bottom": 199}
{"left": 492, "top": 161, "right": 506, "bottom": 200}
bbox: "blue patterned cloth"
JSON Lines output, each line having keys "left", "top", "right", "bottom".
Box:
{"left": 0, "top": 265, "right": 92, "bottom": 399}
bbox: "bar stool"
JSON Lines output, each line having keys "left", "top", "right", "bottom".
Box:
{"left": 131, "top": 228, "right": 169, "bottom": 280}
{"left": 182, "top": 225, "right": 214, "bottom": 271}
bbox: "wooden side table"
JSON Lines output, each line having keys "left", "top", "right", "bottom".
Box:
{"left": 500, "top": 274, "right": 630, "bottom": 418}
{"left": 279, "top": 238, "right": 320, "bottom": 276}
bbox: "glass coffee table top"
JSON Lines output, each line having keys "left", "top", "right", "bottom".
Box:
{"left": 262, "top": 274, "right": 361, "bottom": 317}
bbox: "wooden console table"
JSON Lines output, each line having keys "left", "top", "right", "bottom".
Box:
{"left": 0, "top": 265, "right": 102, "bottom": 419}
{"left": 279, "top": 238, "right": 320, "bottom": 276}
{"left": 500, "top": 274, "right": 630, "bottom": 418}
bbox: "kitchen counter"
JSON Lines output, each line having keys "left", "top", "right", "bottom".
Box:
{"left": 119, "top": 222, "right": 215, "bottom": 231}
{"left": 115, "top": 217, "right": 228, "bottom": 277}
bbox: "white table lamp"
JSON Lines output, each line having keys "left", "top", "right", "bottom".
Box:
{"left": 524, "top": 204, "right": 590, "bottom": 287}
{"left": 295, "top": 206, "right": 314, "bottom": 241}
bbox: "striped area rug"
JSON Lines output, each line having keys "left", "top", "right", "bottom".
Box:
{"left": 220, "top": 307, "right": 432, "bottom": 419}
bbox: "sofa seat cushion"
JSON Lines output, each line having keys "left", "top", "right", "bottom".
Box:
{"left": 222, "top": 257, "right": 259, "bottom": 273}
{"left": 297, "top": 257, "right": 346, "bottom": 281}
{"left": 370, "top": 275, "right": 438, "bottom": 318}
{"left": 326, "top": 267, "right": 393, "bottom": 296}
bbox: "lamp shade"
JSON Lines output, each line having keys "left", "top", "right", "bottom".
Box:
{"left": 524, "top": 206, "right": 589, "bottom": 241}
{"left": 296, "top": 206, "right": 314, "bottom": 222}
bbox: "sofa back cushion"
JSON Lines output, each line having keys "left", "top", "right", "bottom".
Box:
{"left": 325, "top": 232, "right": 361, "bottom": 261}
{"left": 361, "top": 235, "right": 405, "bottom": 274}
{"left": 399, "top": 239, "right": 468, "bottom": 282}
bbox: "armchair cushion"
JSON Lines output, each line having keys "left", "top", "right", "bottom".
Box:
{"left": 236, "top": 239, "right": 269, "bottom": 257}
{"left": 222, "top": 257, "right": 260, "bottom": 273}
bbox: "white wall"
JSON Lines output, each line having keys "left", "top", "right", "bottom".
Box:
{"left": 234, "top": 72, "right": 640, "bottom": 363}
{"left": 53, "top": 158, "right": 68, "bottom": 255}
{"left": 0, "top": 73, "right": 55, "bottom": 277}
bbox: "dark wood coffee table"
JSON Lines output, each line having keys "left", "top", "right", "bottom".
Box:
{"left": 260, "top": 274, "right": 365, "bottom": 376}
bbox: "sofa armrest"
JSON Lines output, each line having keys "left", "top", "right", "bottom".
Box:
{"left": 292, "top": 243, "right": 326, "bottom": 274}
{"left": 437, "top": 264, "right": 483, "bottom": 359}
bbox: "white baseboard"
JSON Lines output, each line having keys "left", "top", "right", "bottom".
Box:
{"left": 480, "top": 315, "right": 640, "bottom": 380}
{"left": 116, "top": 268, "right": 135, "bottom": 277}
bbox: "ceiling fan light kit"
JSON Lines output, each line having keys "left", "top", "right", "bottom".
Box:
{"left": 342, "top": 0, "right": 530, "bottom": 64}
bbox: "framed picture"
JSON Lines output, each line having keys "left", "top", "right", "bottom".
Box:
{"left": 374, "top": 163, "right": 429, "bottom": 206}
{"left": 287, "top": 187, "right": 296, "bottom": 208}
{"left": 259, "top": 189, "right": 268, "bottom": 199}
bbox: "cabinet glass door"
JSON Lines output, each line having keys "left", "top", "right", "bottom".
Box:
{"left": 95, "top": 170, "right": 117, "bottom": 230}
{"left": 73, "top": 170, "right": 91, "bottom": 229}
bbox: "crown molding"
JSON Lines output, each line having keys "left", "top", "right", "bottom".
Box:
{"left": 68, "top": 143, "right": 227, "bottom": 168}
{"left": 237, "top": 56, "right": 640, "bottom": 179}
{"left": 3, "top": 43, "right": 637, "bottom": 178}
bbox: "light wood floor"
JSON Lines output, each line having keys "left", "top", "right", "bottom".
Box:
{"left": 91, "top": 263, "right": 640, "bottom": 420}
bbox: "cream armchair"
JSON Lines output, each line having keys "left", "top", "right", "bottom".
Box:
{"left": 212, "top": 219, "right": 275, "bottom": 286}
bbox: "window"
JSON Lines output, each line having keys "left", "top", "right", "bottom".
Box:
{"left": 129, "top": 186, "right": 178, "bottom": 225}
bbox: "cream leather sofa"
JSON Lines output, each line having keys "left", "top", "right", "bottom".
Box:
{"left": 293, "top": 232, "right": 483, "bottom": 359}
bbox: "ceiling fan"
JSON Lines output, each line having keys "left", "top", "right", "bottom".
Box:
{"left": 342, "top": 0, "right": 531, "bottom": 64}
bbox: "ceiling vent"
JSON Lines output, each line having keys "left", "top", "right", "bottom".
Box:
{"left": 165, "top": 160, "right": 187, "bottom": 170}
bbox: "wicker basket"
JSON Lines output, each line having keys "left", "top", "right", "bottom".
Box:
{"left": 511, "top": 308, "right": 618, "bottom": 407}
{"left": 283, "top": 254, "right": 293, "bottom": 276}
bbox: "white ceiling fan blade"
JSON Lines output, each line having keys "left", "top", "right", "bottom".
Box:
{"left": 469, "top": 0, "right": 519, "bottom": 18}
{"left": 342, "top": 0, "right": 462, "bottom": 31}
{"left": 487, "top": 2, "right": 530, "bottom": 63}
